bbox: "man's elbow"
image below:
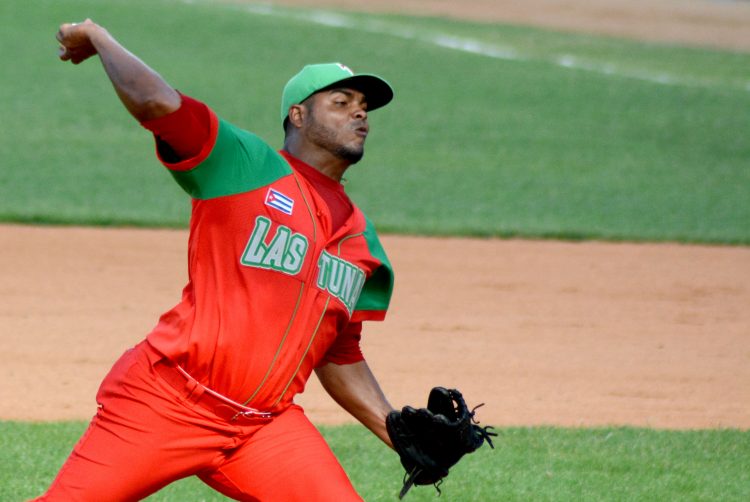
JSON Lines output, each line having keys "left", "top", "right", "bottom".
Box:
{"left": 132, "top": 93, "right": 181, "bottom": 121}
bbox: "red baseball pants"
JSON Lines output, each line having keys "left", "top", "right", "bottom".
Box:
{"left": 35, "top": 341, "right": 362, "bottom": 501}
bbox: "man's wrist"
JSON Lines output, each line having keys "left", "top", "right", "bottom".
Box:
{"left": 85, "top": 23, "right": 110, "bottom": 51}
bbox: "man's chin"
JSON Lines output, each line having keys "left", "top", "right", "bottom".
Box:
{"left": 336, "top": 145, "right": 364, "bottom": 164}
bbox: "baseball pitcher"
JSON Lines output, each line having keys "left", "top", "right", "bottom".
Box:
{"left": 36, "top": 19, "right": 493, "bottom": 501}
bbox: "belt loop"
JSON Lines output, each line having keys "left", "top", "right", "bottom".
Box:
{"left": 183, "top": 376, "right": 205, "bottom": 405}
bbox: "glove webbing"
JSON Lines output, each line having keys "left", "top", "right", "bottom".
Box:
{"left": 397, "top": 402, "right": 497, "bottom": 499}
{"left": 399, "top": 467, "right": 444, "bottom": 500}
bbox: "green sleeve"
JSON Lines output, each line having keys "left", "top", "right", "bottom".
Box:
{"left": 170, "top": 119, "right": 292, "bottom": 200}
{"left": 354, "top": 216, "right": 394, "bottom": 314}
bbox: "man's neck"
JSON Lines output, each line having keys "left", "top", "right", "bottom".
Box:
{"left": 282, "top": 141, "right": 349, "bottom": 182}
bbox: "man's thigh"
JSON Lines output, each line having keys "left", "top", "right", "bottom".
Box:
{"left": 200, "top": 405, "right": 363, "bottom": 502}
{"left": 36, "top": 344, "right": 224, "bottom": 501}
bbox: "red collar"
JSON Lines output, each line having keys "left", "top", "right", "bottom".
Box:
{"left": 279, "top": 150, "right": 346, "bottom": 194}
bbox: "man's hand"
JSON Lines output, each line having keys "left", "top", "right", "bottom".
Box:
{"left": 53, "top": 19, "right": 180, "bottom": 121}
{"left": 57, "top": 19, "right": 102, "bottom": 64}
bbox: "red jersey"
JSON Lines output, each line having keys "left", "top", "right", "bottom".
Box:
{"left": 142, "top": 100, "right": 393, "bottom": 413}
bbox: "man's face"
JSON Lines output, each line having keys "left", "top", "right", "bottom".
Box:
{"left": 303, "top": 88, "right": 369, "bottom": 164}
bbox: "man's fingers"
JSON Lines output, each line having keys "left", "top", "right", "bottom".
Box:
{"left": 56, "top": 22, "right": 96, "bottom": 63}
{"left": 56, "top": 23, "right": 75, "bottom": 40}
{"left": 56, "top": 22, "right": 84, "bottom": 45}
{"left": 58, "top": 46, "right": 73, "bottom": 61}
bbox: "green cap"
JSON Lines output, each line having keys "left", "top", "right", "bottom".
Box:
{"left": 280, "top": 63, "right": 393, "bottom": 125}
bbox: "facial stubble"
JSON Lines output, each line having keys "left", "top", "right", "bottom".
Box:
{"left": 304, "top": 108, "right": 365, "bottom": 165}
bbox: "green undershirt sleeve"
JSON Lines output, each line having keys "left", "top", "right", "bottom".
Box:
{"left": 354, "top": 217, "right": 394, "bottom": 314}
{"left": 170, "top": 119, "right": 292, "bottom": 200}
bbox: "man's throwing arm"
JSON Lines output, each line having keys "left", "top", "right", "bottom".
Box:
{"left": 56, "top": 19, "right": 180, "bottom": 121}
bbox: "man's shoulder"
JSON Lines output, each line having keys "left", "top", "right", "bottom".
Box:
{"left": 212, "top": 119, "right": 289, "bottom": 169}
{"left": 170, "top": 118, "right": 293, "bottom": 200}
{"left": 215, "top": 119, "right": 272, "bottom": 152}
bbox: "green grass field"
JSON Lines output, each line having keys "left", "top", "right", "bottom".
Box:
{"left": 1, "top": 0, "right": 749, "bottom": 242}
{"left": 2, "top": 421, "right": 748, "bottom": 501}
{"left": 2, "top": 0, "right": 749, "bottom": 500}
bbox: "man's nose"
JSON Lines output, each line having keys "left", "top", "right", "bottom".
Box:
{"left": 353, "top": 106, "right": 367, "bottom": 120}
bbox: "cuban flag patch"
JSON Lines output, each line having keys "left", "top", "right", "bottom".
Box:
{"left": 265, "top": 188, "right": 294, "bottom": 215}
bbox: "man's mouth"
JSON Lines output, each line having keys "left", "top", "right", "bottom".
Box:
{"left": 352, "top": 122, "right": 369, "bottom": 138}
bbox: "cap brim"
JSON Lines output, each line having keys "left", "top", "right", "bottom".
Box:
{"left": 319, "top": 74, "right": 394, "bottom": 112}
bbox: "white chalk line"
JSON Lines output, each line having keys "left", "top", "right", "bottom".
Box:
{"left": 185, "top": 0, "right": 750, "bottom": 92}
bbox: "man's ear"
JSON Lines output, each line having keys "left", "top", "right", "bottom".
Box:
{"left": 287, "top": 104, "right": 306, "bottom": 128}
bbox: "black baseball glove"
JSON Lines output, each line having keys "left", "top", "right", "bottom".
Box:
{"left": 386, "top": 387, "right": 496, "bottom": 498}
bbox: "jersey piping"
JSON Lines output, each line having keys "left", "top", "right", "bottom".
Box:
{"left": 146, "top": 106, "right": 394, "bottom": 412}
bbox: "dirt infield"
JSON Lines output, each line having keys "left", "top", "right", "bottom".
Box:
{"left": 2, "top": 225, "right": 749, "bottom": 428}
{"left": 2, "top": 0, "right": 749, "bottom": 428}
{"left": 267, "top": 0, "right": 750, "bottom": 52}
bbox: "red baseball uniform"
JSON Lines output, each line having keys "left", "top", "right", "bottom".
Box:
{"left": 37, "top": 95, "right": 393, "bottom": 501}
